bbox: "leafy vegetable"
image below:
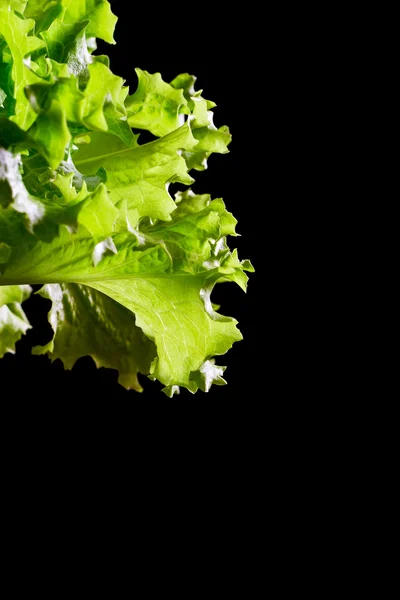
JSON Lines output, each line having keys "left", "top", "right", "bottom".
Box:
{"left": 0, "top": 0, "right": 253, "bottom": 395}
{"left": 0, "top": 284, "right": 32, "bottom": 357}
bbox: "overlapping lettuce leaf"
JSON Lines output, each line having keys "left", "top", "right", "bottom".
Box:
{"left": 0, "top": 284, "right": 31, "bottom": 357}
{"left": 0, "top": 0, "right": 253, "bottom": 394}
{"left": 33, "top": 283, "right": 156, "bottom": 392}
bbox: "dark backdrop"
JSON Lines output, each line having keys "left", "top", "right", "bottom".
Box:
{"left": 0, "top": 1, "right": 258, "bottom": 403}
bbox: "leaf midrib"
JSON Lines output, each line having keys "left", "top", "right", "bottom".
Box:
{"left": 74, "top": 142, "right": 140, "bottom": 168}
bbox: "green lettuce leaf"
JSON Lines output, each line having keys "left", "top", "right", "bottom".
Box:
{"left": 171, "top": 73, "right": 232, "bottom": 171}
{"left": 39, "top": 0, "right": 117, "bottom": 73}
{"left": 0, "top": 148, "right": 45, "bottom": 233}
{"left": 126, "top": 69, "right": 232, "bottom": 171}
{"left": 23, "top": 1, "right": 63, "bottom": 34}
{"left": 126, "top": 68, "right": 188, "bottom": 137}
{"left": 1, "top": 192, "right": 253, "bottom": 392}
{"left": 33, "top": 283, "right": 156, "bottom": 391}
{"left": 0, "top": 0, "right": 253, "bottom": 395}
{"left": 0, "top": 147, "right": 118, "bottom": 243}
{"left": 74, "top": 123, "right": 197, "bottom": 226}
{"left": 45, "top": 0, "right": 117, "bottom": 44}
{"left": 0, "top": 283, "right": 31, "bottom": 357}
{"left": 0, "top": 4, "right": 45, "bottom": 128}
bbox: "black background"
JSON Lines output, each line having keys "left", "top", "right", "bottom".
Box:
{"left": 0, "top": 1, "right": 259, "bottom": 404}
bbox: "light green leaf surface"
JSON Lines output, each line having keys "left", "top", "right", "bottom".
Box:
{"left": 0, "top": 5, "right": 45, "bottom": 128}
{"left": 74, "top": 123, "right": 197, "bottom": 226}
{"left": 74, "top": 183, "right": 118, "bottom": 241}
{"left": 81, "top": 61, "right": 127, "bottom": 130}
{"left": 27, "top": 97, "right": 71, "bottom": 167}
{"left": 7, "top": 1, "right": 28, "bottom": 11}
{"left": 89, "top": 274, "right": 242, "bottom": 390}
{"left": 0, "top": 283, "right": 31, "bottom": 357}
{"left": 55, "top": 0, "right": 117, "bottom": 44}
{"left": 127, "top": 69, "right": 188, "bottom": 137}
{"left": 171, "top": 73, "right": 232, "bottom": 170}
{"left": 39, "top": 0, "right": 117, "bottom": 73}
{"left": 24, "top": 61, "right": 128, "bottom": 163}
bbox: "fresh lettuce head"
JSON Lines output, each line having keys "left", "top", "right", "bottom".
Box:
{"left": 0, "top": 0, "right": 253, "bottom": 395}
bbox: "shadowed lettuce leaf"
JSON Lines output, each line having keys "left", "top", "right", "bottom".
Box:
{"left": 0, "top": 0, "right": 253, "bottom": 395}
{"left": 33, "top": 283, "right": 156, "bottom": 392}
